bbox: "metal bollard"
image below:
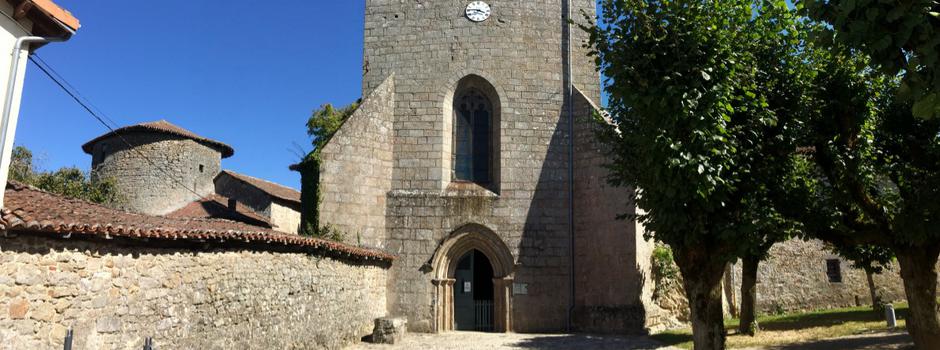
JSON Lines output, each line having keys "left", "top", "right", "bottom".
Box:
{"left": 885, "top": 304, "right": 897, "bottom": 328}
{"left": 63, "top": 328, "right": 73, "bottom": 350}
{"left": 143, "top": 337, "right": 153, "bottom": 350}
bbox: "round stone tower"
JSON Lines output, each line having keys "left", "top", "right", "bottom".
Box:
{"left": 82, "top": 120, "right": 234, "bottom": 215}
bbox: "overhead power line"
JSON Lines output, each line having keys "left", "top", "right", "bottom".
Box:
{"left": 27, "top": 54, "right": 211, "bottom": 202}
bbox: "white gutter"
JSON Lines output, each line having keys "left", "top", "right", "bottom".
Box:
{"left": 0, "top": 36, "right": 64, "bottom": 208}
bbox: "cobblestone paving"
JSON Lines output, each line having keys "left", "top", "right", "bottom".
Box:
{"left": 345, "top": 332, "right": 680, "bottom": 350}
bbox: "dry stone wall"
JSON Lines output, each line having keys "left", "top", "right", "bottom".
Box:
{"left": 0, "top": 234, "right": 388, "bottom": 350}
{"left": 90, "top": 133, "right": 221, "bottom": 216}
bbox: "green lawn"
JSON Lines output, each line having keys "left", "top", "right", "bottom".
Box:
{"left": 652, "top": 303, "right": 910, "bottom": 349}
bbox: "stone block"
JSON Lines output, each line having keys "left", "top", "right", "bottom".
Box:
{"left": 372, "top": 317, "right": 407, "bottom": 344}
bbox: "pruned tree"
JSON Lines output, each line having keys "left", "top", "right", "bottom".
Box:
{"left": 802, "top": 0, "right": 940, "bottom": 119}
{"left": 583, "top": 1, "right": 810, "bottom": 348}
{"left": 773, "top": 42, "right": 940, "bottom": 348}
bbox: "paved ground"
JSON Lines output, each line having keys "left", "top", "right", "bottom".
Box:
{"left": 345, "top": 332, "right": 679, "bottom": 350}
{"left": 346, "top": 330, "right": 914, "bottom": 350}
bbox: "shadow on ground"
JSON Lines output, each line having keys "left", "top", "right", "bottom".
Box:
{"left": 510, "top": 334, "right": 668, "bottom": 350}
{"left": 759, "top": 332, "right": 914, "bottom": 350}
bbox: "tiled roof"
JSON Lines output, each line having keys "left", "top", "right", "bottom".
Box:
{"left": 167, "top": 194, "right": 273, "bottom": 229}
{"left": 0, "top": 182, "right": 393, "bottom": 262}
{"left": 29, "top": 0, "right": 80, "bottom": 31}
{"left": 82, "top": 120, "right": 234, "bottom": 158}
{"left": 219, "top": 170, "right": 301, "bottom": 204}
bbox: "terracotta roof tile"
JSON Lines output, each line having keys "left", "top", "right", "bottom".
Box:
{"left": 82, "top": 120, "right": 234, "bottom": 158}
{"left": 29, "top": 0, "right": 80, "bottom": 31}
{"left": 0, "top": 182, "right": 393, "bottom": 262}
{"left": 167, "top": 194, "right": 273, "bottom": 229}
{"left": 220, "top": 170, "right": 301, "bottom": 204}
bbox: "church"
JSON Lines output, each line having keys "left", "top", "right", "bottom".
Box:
{"left": 308, "top": 0, "right": 909, "bottom": 334}
{"left": 310, "top": 0, "right": 655, "bottom": 333}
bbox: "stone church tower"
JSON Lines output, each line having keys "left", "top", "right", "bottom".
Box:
{"left": 314, "top": 0, "right": 656, "bottom": 333}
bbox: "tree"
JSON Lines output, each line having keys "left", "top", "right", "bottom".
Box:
{"left": 297, "top": 101, "right": 359, "bottom": 238}
{"left": 774, "top": 43, "right": 940, "bottom": 348}
{"left": 802, "top": 0, "right": 940, "bottom": 119}
{"left": 584, "top": 1, "right": 809, "bottom": 348}
{"left": 8, "top": 145, "right": 120, "bottom": 205}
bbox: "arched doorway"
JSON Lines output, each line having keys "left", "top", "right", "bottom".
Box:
{"left": 454, "top": 250, "right": 495, "bottom": 331}
{"left": 430, "top": 224, "right": 514, "bottom": 333}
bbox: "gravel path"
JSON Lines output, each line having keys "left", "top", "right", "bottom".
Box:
{"left": 345, "top": 332, "right": 679, "bottom": 350}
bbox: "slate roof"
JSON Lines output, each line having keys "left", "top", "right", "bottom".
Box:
{"left": 219, "top": 170, "right": 301, "bottom": 204}
{"left": 82, "top": 120, "right": 235, "bottom": 158}
{"left": 167, "top": 194, "right": 273, "bottom": 229}
{"left": 0, "top": 182, "right": 393, "bottom": 262}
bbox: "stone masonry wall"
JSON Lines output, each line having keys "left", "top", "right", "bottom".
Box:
{"left": 90, "top": 133, "right": 221, "bottom": 216}
{"left": 0, "top": 234, "right": 388, "bottom": 350}
{"left": 319, "top": 76, "right": 395, "bottom": 249}
{"left": 731, "top": 239, "right": 907, "bottom": 314}
{"left": 363, "top": 0, "right": 606, "bottom": 333}
{"left": 570, "top": 87, "right": 651, "bottom": 333}
{"left": 270, "top": 200, "right": 302, "bottom": 234}
{"left": 214, "top": 172, "right": 275, "bottom": 218}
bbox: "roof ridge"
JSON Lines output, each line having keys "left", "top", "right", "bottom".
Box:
{"left": 223, "top": 170, "right": 298, "bottom": 192}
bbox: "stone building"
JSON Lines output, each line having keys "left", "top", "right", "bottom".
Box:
{"left": 83, "top": 120, "right": 302, "bottom": 234}
{"left": 215, "top": 170, "right": 302, "bottom": 234}
{"left": 309, "top": 0, "right": 655, "bottom": 334}
{"left": 306, "top": 0, "right": 914, "bottom": 335}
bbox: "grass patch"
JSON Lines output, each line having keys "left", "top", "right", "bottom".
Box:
{"left": 652, "top": 303, "right": 909, "bottom": 349}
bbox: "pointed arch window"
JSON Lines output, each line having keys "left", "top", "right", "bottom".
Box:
{"left": 453, "top": 88, "right": 493, "bottom": 184}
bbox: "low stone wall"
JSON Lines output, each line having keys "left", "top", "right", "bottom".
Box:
{"left": 0, "top": 233, "right": 389, "bottom": 350}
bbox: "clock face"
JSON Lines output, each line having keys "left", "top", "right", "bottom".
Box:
{"left": 466, "top": 1, "right": 491, "bottom": 22}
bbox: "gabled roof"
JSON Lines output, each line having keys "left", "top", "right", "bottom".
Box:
{"left": 219, "top": 170, "right": 301, "bottom": 205}
{"left": 167, "top": 194, "right": 272, "bottom": 229}
{"left": 0, "top": 182, "right": 393, "bottom": 262}
{"left": 82, "top": 120, "right": 235, "bottom": 158}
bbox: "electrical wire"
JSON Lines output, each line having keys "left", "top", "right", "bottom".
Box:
{"left": 27, "top": 54, "right": 212, "bottom": 202}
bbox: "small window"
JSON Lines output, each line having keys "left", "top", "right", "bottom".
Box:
{"left": 199, "top": 164, "right": 205, "bottom": 173}
{"left": 826, "top": 259, "right": 842, "bottom": 283}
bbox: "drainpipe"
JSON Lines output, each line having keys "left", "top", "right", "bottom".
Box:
{"left": 563, "top": 0, "right": 576, "bottom": 333}
{"left": 0, "top": 36, "right": 64, "bottom": 208}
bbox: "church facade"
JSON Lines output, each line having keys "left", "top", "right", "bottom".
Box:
{"left": 314, "top": 0, "right": 656, "bottom": 334}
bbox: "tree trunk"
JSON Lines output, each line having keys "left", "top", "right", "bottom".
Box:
{"left": 865, "top": 269, "right": 881, "bottom": 310}
{"left": 738, "top": 254, "right": 760, "bottom": 336}
{"left": 675, "top": 247, "right": 728, "bottom": 350}
{"left": 896, "top": 245, "right": 940, "bottom": 350}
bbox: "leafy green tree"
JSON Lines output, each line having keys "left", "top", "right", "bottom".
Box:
{"left": 802, "top": 0, "right": 940, "bottom": 119}
{"left": 297, "top": 101, "right": 359, "bottom": 238}
{"left": 775, "top": 44, "right": 940, "bottom": 347}
{"left": 8, "top": 145, "right": 120, "bottom": 205}
{"left": 584, "top": 1, "right": 809, "bottom": 348}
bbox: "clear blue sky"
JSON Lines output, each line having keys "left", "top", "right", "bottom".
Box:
{"left": 16, "top": 1, "right": 367, "bottom": 189}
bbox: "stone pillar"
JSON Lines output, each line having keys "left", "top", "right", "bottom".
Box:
{"left": 493, "top": 276, "right": 514, "bottom": 332}
{"left": 432, "top": 278, "right": 456, "bottom": 332}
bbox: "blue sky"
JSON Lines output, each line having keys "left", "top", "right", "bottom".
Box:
{"left": 16, "top": 1, "right": 367, "bottom": 189}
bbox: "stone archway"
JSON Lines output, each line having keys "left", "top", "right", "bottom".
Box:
{"left": 430, "top": 223, "right": 514, "bottom": 333}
